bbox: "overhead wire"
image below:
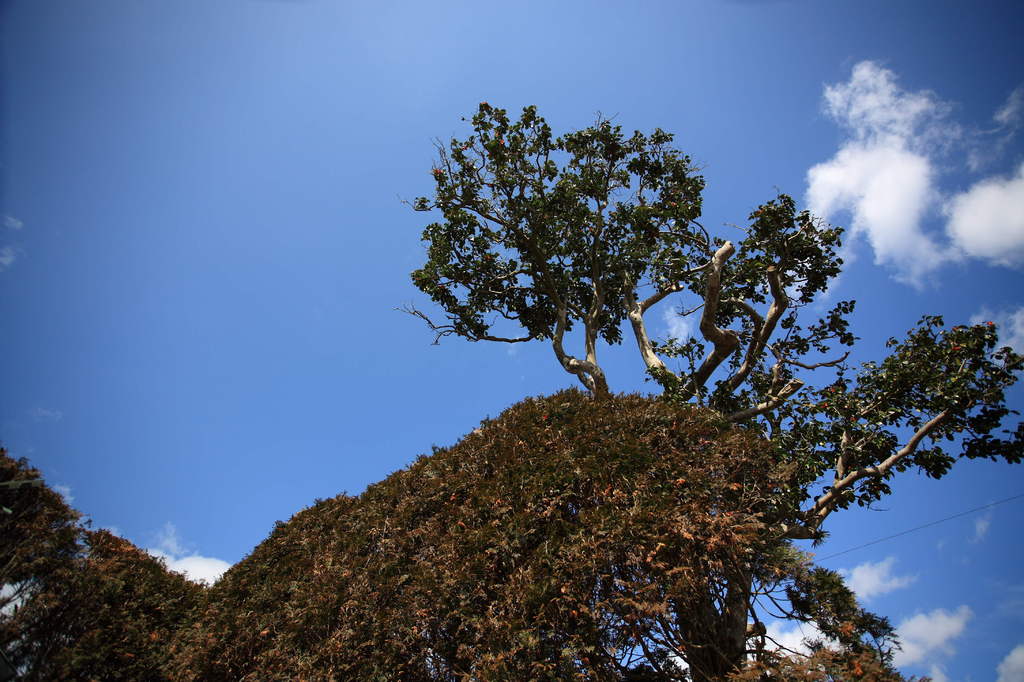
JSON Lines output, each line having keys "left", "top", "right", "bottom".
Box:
{"left": 816, "top": 491, "right": 1024, "bottom": 562}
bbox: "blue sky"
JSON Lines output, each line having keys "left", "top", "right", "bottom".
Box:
{"left": 2, "top": 1, "right": 1023, "bottom": 678}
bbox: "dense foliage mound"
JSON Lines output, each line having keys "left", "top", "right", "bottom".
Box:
{"left": 169, "top": 391, "right": 897, "bottom": 680}
{"left": 1, "top": 450, "right": 202, "bottom": 681}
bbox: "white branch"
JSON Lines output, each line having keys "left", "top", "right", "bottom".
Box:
{"left": 677, "top": 242, "right": 740, "bottom": 400}
{"left": 725, "top": 378, "right": 804, "bottom": 422}
{"left": 722, "top": 266, "right": 788, "bottom": 393}
{"left": 551, "top": 305, "right": 607, "bottom": 395}
{"left": 807, "top": 409, "right": 952, "bottom": 527}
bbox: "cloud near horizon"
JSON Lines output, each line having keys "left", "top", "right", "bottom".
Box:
{"left": 146, "top": 522, "right": 231, "bottom": 586}
{"left": 807, "top": 61, "right": 1024, "bottom": 287}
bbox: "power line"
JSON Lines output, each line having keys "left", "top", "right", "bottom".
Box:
{"left": 817, "top": 492, "right": 1024, "bottom": 562}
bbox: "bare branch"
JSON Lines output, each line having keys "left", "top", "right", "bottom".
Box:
{"left": 722, "top": 266, "right": 789, "bottom": 393}
{"left": 778, "top": 351, "right": 850, "bottom": 371}
{"left": 398, "top": 304, "right": 459, "bottom": 345}
{"left": 806, "top": 409, "right": 952, "bottom": 528}
{"left": 638, "top": 261, "right": 712, "bottom": 313}
{"left": 551, "top": 305, "right": 608, "bottom": 396}
{"left": 725, "top": 378, "right": 804, "bottom": 422}
{"left": 677, "top": 242, "right": 740, "bottom": 400}
{"left": 399, "top": 304, "right": 534, "bottom": 345}
{"left": 625, "top": 281, "right": 672, "bottom": 379}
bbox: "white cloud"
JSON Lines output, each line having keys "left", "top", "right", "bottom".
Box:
{"left": 0, "top": 583, "right": 27, "bottom": 618}
{"left": 841, "top": 556, "right": 916, "bottom": 602}
{"left": 971, "top": 512, "right": 992, "bottom": 543}
{"left": 928, "top": 664, "right": 950, "bottom": 682}
{"left": 146, "top": 522, "right": 230, "bottom": 586}
{"left": 971, "top": 306, "right": 1024, "bottom": 353}
{"left": 0, "top": 246, "right": 16, "bottom": 271}
{"left": 764, "top": 620, "right": 827, "bottom": 655}
{"left": 808, "top": 144, "right": 950, "bottom": 285}
{"left": 808, "top": 63, "right": 1024, "bottom": 285}
{"left": 3, "top": 215, "right": 23, "bottom": 230}
{"left": 149, "top": 551, "right": 232, "bottom": 585}
{"left": 893, "top": 605, "right": 972, "bottom": 667}
{"left": 946, "top": 163, "right": 1024, "bottom": 267}
{"left": 662, "top": 305, "right": 695, "bottom": 340}
{"left": 806, "top": 61, "right": 956, "bottom": 287}
{"left": 997, "top": 643, "right": 1024, "bottom": 682}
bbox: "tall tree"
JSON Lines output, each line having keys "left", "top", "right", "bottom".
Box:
{"left": 408, "top": 104, "right": 1023, "bottom": 676}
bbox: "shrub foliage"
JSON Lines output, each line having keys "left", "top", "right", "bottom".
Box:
{"left": 1, "top": 450, "right": 202, "bottom": 681}
{"left": 169, "top": 391, "right": 899, "bottom": 680}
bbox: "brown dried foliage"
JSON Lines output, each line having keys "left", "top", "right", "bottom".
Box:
{"left": 169, "top": 390, "right": 833, "bottom": 680}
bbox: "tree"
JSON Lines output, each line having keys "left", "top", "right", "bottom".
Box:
{"left": 407, "top": 104, "right": 1023, "bottom": 676}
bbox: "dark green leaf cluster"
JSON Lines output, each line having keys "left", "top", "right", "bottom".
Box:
{"left": 411, "top": 103, "right": 706, "bottom": 345}
{"left": 774, "top": 316, "right": 1023, "bottom": 518}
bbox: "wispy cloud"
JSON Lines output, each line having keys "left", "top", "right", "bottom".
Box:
{"left": 53, "top": 484, "right": 74, "bottom": 505}
{"left": 29, "top": 407, "right": 64, "bottom": 422}
{"left": 146, "top": 522, "right": 231, "bottom": 586}
{"left": 971, "top": 512, "right": 992, "bottom": 543}
{"left": 0, "top": 246, "right": 16, "bottom": 272}
{"left": 893, "top": 605, "right": 972, "bottom": 668}
{"left": 971, "top": 86, "right": 1024, "bottom": 170}
{"left": 995, "top": 87, "right": 1024, "bottom": 127}
{"left": 997, "top": 643, "right": 1024, "bottom": 682}
{"left": 3, "top": 215, "right": 23, "bottom": 230}
{"left": 662, "top": 305, "right": 695, "bottom": 340}
{"left": 841, "top": 556, "right": 916, "bottom": 602}
{"left": 807, "top": 62, "right": 1024, "bottom": 286}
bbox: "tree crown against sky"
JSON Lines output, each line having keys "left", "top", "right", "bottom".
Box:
{"left": 409, "top": 103, "right": 1024, "bottom": 541}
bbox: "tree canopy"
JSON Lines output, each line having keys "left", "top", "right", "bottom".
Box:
{"left": 402, "top": 103, "right": 1023, "bottom": 677}
{"left": 409, "top": 103, "right": 1023, "bottom": 541}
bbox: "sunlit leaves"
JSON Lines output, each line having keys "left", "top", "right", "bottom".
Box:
{"left": 411, "top": 103, "right": 708, "bottom": 347}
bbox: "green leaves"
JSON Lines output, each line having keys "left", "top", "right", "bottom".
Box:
{"left": 410, "top": 103, "right": 709, "bottom": 351}
{"left": 777, "top": 316, "right": 1023, "bottom": 518}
